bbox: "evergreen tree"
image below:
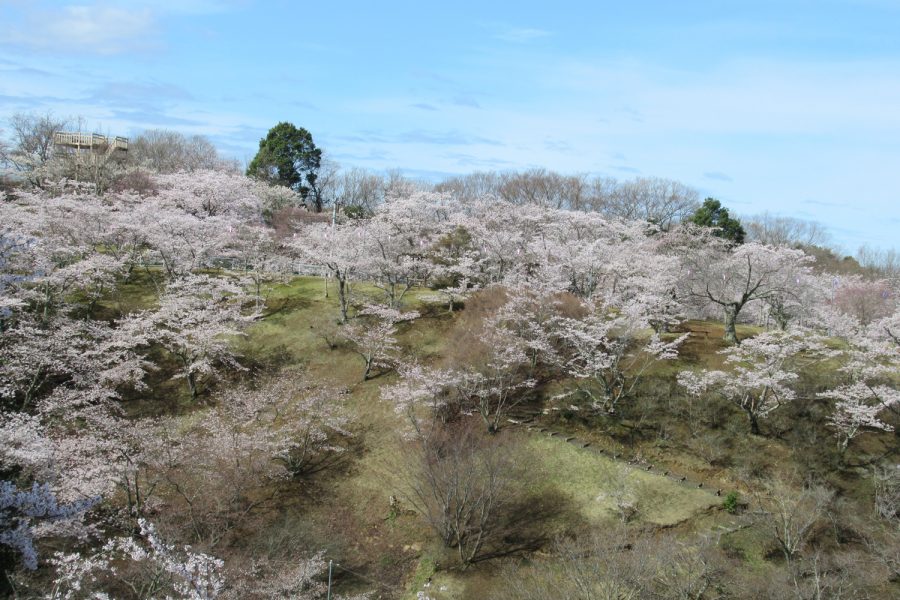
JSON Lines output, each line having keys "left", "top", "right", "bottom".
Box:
{"left": 246, "top": 122, "right": 323, "bottom": 211}
{"left": 689, "top": 198, "right": 746, "bottom": 244}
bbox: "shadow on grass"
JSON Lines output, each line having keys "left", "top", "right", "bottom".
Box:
{"left": 261, "top": 294, "right": 314, "bottom": 318}
{"left": 469, "top": 487, "right": 582, "bottom": 564}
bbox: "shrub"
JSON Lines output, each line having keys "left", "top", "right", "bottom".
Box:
{"left": 722, "top": 491, "right": 739, "bottom": 514}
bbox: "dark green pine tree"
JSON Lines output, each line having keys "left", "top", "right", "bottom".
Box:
{"left": 689, "top": 198, "right": 746, "bottom": 244}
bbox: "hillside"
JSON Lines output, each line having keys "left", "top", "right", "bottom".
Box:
{"left": 1, "top": 172, "right": 898, "bottom": 599}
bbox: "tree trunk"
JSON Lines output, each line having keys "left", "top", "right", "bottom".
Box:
{"left": 774, "top": 313, "right": 789, "bottom": 330}
{"left": 748, "top": 409, "right": 760, "bottom": 435}
{"left": 338, "top": 277, "right": 349, "bottom": 323}
{"left": 724, "top": 304, "right": 739, "bottom": 344}
{"left": 187, "top": 371, "right": 198, "bottom": 400}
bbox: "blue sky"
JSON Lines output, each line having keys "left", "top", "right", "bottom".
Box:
{"left": 1, "top": 1, "right": 898, "bottom": 253}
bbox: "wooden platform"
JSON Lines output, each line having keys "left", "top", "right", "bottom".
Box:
{"left": 53, "top": 132, "right": 128, "bottom": 153}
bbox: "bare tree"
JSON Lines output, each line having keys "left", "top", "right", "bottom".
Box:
{"left": 498, "top": 168, "right": 589, "bottom": 210}
{"left": 55, "top": 143, "right": 128, "bottom": 194}
{"left": 749, "top": 551, "right": 864, "bottom": 600}
{"left": 130, "top": 129, "right": 228, "bottom": 173}
{"left": 4, "top": 112, "right": 70, "bottom": 186}
{"left": 0, "top": 132, "right": 9, "bottom": 167}
{"left": 434, "top": 171, "right": 504, "bottom": 201}
{"left": 496, "top": 528, "right": 722, "bottom": 600}
{"left": 401, "top": 422, "right": 531, "bottom": 566}
{"left": 856, "top": 245, "right": 900, "bottom": 280}
{"left": 744, "top": 213, "right": 831, "bottom": 249}
{"left": 757, "top": 477, "right": 834, "bottom": 565}
{"left": 433, "top": 171, "right": 697, "bottom": 227}
{"left": 319, "top": 165, "right": 386, "bottom": 215}
{"left": 605, "top": 177, "right": 700, "bottom": 230}
{"left": 859, "top": 466, "right": 900, "bottom": 584}
{"left": 874, "top": 466, "right": 900, "bottom": 524}
{"left": 383, "top": 167, "right": 423, "bottom": 197}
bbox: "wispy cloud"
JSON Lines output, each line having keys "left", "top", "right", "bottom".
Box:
{"left": 109, "top": 109, "right": 205, "bottom": 127}
{"left": 398, "top": 129, "right": 503, "bottom": 146}
{"left": 135, "top": 0, "right": 239, "bottom": 15}
{"left": 89, "top": 81, "right": 193, "bottom": 105}
{"left": 802, "top": 198, "right": 847, "bottom": 208}
{"left": 330, "top": 148, "right": 393, "bottom": 162}
{"left": 544, "top": 139, "right": 574, "bottom": 153}
{"left": 494, "top": 26, "right": 553, "bottom": 43}
{"left": 338, "top": 129, "right": 503, "bottom": 147}
{"left": 704, "top": 171, "right": 733, "bottom": 182}
{"left": 450, "top": 95, "right": 481, "bottom": 109}
{"left": 443, "top": 152, "right": 512, "bottom": 168}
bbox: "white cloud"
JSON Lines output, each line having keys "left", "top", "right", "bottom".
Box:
{"left": 2, "top": 4, "right": 158, "bottom": 54}
{"left": 0, "top": 0, "right": 243, "bottom": 55}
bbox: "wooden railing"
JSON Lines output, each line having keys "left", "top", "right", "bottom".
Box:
{"left": 53, "top": 132, "right": 128, "bottom": 152}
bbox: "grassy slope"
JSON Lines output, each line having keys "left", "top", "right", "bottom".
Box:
{"left": 109, "top": 274, "right": 895, "bottom": 599}
{"left": 233, "top": 278, "right": 740, "bottom": 599}
{"left": 526, "top": 435, "right": 717, "bottom": 526}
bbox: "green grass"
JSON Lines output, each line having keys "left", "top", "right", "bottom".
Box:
{"left": 403, "top": 555, "right": 438, "bottom": 599}
{"left": 525, "top": 435, "right": 718, "bottom": 527}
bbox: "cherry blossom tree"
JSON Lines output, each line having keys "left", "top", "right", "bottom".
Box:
{"left": 126, "top": 274, "right": 257, "bottom": 399}
{"left": 548, "top": 211, "right": 628, "bottom": 301}
{"left": 140, "top": 208, "right": 236, "bottom": 282}
{"left": 343, "top": 304, "right": 418, "bottom": 381}
{"left": 289, "top": 222, "right": 366, "bottom": 322}
{"left": 0, "top": 193, "right": 133, "bottom": 321}
{"left": 383, "top": 362, "right": 460, "bottom": 431}
{"left": 816, "top": 304, "right": 900, "bottom": 449}
{"left": 359, "top": 192, "right": 453, "bottom": 308}
{"left": 153, "top": 170, "right": 263, "bottom": 221}
{"left": 833, "top": 277, "right": 896, "bottom": 326}
{"left": 680, "top": 238, "right": 814, "bottom": 343}
{"left": 877, "top": 310, "right": 900, "bottom": 348}
{"left": 678, "top": 330, "right": 833, "bottom": 434}
{"left": 557, "top": 301, "right": 688, "bottom": 415}
{"left": 1, "top": 315, "right": 149, "bottom": 410}
{"left": 45, "top": 518, "right": 225, "bottom": 600}
{"left": 147, "top": 413, "right": 285, "bottom": 548}
{"left": 221, "top": 549, "right": 366, "bottom": 600}
{"left": 422, "top": 252, "right": 480, "bottom": 313}
{"left": 456, "top": 197, "right": 538, "bottom": 284}
{"left": 387, "top": 312, "right": 535, "bottom": 433}
{"left": 222, "top": 223, "right": 290, "bottom": 311}
{"left": 488, "top": 282, "right": 564, "bottom": 373}
{"left": 821, "top": 383, "right": 896, "bottom": 454}
{"left": 215, "top": 371, "right": 352, "bottom": 476}
{"left": 450, "top": 342, "right": 535, "bottom": 433}
{"left": 754, "top": 270, "right": 830, "bottom": 331}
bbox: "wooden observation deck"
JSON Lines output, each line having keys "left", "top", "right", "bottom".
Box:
{"left": 53, "top": 132, "right": 129, "bottom": 154}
